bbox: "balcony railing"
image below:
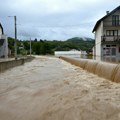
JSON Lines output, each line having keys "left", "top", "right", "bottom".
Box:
{"left": 103, "top": 20, "right": 120, "bottom": 27}
{"left": 101, "top": 36, "right": 120, "bottom": 43}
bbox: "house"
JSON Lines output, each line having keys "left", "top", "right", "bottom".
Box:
{"left": 0, "top": 22, "right": 8, "bottom": 58}
{"left": 92, "top": 6, "right": 120, "bottom": 61}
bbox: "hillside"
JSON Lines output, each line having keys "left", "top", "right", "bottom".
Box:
{"left": 66, "top": 37, "right": 95, "bottom": 52}
{"left": 67, "top": 37, "right": 94, "bottom": 41}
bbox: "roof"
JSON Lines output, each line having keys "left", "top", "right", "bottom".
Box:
{"left": 92, "top": 6, "right": 120, "bottom": 32}
{"left": 0, "top": 23, "right": 4, "bottom": 34}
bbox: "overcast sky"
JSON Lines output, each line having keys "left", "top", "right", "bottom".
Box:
{"left": 0, "top": 0, "right": 120, "bottom": 40}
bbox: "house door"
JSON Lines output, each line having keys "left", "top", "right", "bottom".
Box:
{"left": 111, "top": 48, "right": 116, "bottom": 56}
{"left": 103, "top": 47, "right": 116, "bottom": 56}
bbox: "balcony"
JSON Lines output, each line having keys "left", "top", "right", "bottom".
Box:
{"left": 101, "top": 36, "right": 120, "bottom": 43}
{"left": 103, "top": 20, "right": 120, "bottom": 27}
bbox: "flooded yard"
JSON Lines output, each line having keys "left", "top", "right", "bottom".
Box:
{"left": 0, "top": 56, "right": 120, "bottom": 120}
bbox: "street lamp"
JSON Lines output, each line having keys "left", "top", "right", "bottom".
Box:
{"left": 8, "top": 16, "right": 17, "bottom": 60}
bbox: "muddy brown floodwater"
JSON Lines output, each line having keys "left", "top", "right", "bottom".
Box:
{"left": 0, "top": 56, "right": 120, "bottom": 120}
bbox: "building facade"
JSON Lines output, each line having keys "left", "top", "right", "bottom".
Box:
{"left": 0, "top": 23, "right": 8, "bottom": 58}
{"left": 93, "top": 6, "right": 120, "bottom": 61}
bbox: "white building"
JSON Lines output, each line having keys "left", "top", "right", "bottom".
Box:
{"left": 0, "top": 22, "right": 8, "bottom": 58}
{"left": 92, "top": 6, "right": 120, "bottom": 61}
{"left": 54, "top": 50, "right": 81, "bottom": 58}
{"left": 55, "top": 50, "right": 87, "bottom": 58}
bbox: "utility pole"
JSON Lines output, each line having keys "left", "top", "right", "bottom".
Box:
{"left": 8, "top": 15, "right": 17, "bottom": 60}
{"left": 30, "top": 37, "right": 32, "bottom": 56}
{"left": 14, "top": 16, "right": 17, "bottom": 60}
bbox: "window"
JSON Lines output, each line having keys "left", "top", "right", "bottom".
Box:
{"left": 112, "top": 15, "right": 119, "bottom": 26}
{"left": 110, "top": 31, "right": 113, "bottom": 36}
{"left": 106, "top": 45, "right": 110, "bottom": 47}
{"left": 114, "top": 30, "right": 118, "bottom": 36}
{"left": 106, "top": 31, "right": 109, "bottom": 36}
{"left": 106, "top": 30, "right": 118, "bottom": 36}
{"left": 111, "top": 45, "right": 116, "bottom": 47}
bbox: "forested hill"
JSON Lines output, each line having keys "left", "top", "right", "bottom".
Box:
{"left": 8, "top": 37, "right": 95, "bottom": 55}
{"left": 66, "top": 37, "right": 95, "bottom": 52}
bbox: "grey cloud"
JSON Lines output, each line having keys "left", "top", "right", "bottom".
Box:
{"left": 0, "top": 0, "right": 120, "bottom": 40}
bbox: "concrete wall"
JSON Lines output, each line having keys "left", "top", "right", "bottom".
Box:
{"left": 0, "top": 56, "right": 34, "bottom": 73}
{"left": 60, "top": 56, "right": 120, "bottom": 83}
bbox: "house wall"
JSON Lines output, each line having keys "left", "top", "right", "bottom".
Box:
{"left": 103, "top": 9, "right": 120, "bottom": 35}
{"left": 116, "top": 45, "right": 120, "bottom": 57}
{"left": 0, "top": 35, "right": 8, "bottom": 58}
{"left": 0, "top": 26, "right": 3, "bottom": 57}
{"left": 102, "top": 9, "right": 120, "bottom": 58}
{"left": 0, "top": 22, "right": 8, "bottom": 58}
{"left": 93, "top": 7, "right": 120, "bottom": 62}
{"left": 103, "top": 28, "right": 120, "bottom": 35}
{"left": 104, "top": 9, "right": 120, "bottom": 21}
{"left": 95, "top": 21, "right": 103, "bottom": 57}
{"left": 0, "top": 27, "right": 2, "bottom": 38}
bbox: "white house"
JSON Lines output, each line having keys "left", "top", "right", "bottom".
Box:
{"left": 0, "top": 22, "right": 8, "bottom": 58}
{"left": 92, "top": 6, "right": 120, "bottom": 61}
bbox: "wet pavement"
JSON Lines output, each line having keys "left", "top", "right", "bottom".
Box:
{"left": 0, "top": 56, "right": 120, "bottom": 120}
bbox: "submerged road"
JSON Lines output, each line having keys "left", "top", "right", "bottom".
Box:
{"left": 0, "top": 56, "right": 120, "bottom": 120}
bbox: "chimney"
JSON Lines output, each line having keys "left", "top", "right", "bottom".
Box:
{"left": 106, "top": 11, "right": 109, "bottom": 15}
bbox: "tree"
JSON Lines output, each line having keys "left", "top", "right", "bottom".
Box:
{"left": 8, "top": 37, "right": 95, "bottom": 56}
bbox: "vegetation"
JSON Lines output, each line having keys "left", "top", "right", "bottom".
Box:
{"left": 8, "top": 37, "right": 95, "bottom": 56}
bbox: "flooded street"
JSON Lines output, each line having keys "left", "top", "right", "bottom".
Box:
{"left": 0, "top": 56, "right": 120, "bottom": 120}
